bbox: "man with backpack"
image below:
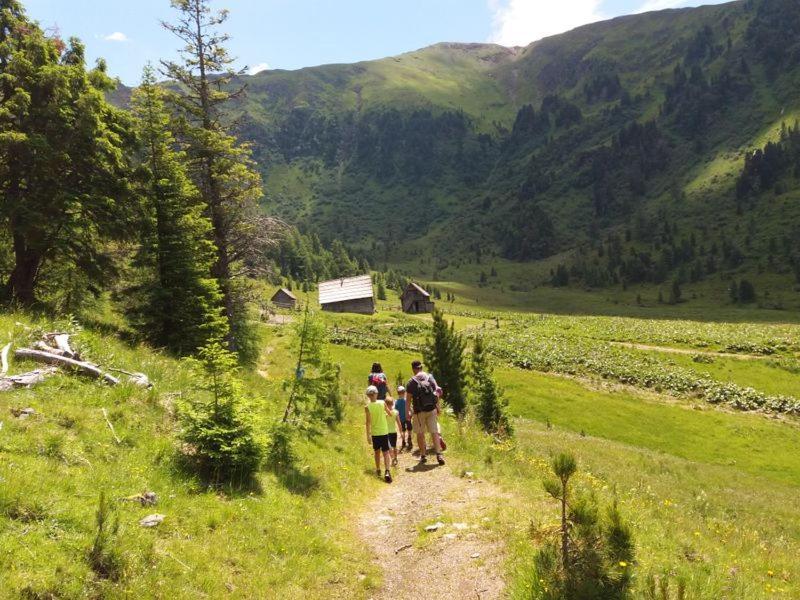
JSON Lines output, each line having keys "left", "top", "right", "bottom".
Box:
{"left": 406, "top": 360, "right": 445, "bottom": 466}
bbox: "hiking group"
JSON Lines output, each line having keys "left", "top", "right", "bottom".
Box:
{"left": 365, "top": 360, "right": 446, "bottom": 483}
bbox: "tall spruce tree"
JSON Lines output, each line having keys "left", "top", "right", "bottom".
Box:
{"left": 0, "top": 4, "right": 135, "bottom": 306}
{"left": 424, "top": 309, "right": 468, "bottom": 416}
{"left": 129, "top": 65, "right": 227, "bottom": 354}
{"left": 161, "top": 0, "right": 271, "bottom": 361}
{"left": 471, "top": 336, "right": 512, "bottom": 437}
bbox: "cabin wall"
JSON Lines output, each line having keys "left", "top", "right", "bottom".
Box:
{"left": 401, "top": 292, "right": 434, "bottom": 314}
{"left": 321, "top": 297, "right": 375, "bottom": 314}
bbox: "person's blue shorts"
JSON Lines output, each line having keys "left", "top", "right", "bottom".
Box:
{"left": 387, "top": 433, "right": 398, "bottom": 449}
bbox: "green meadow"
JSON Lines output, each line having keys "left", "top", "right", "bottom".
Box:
{"left": 2, "top": 290, "right": 799, "bottom": 598}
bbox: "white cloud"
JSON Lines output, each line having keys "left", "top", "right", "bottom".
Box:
{"left": 634, "top": 0, "right": 688, "bottom": 13}
{"left": 248, "top": 62, "right": 271, "bottom": 75}
{"left": 103, "top": 32, "right": 128, "bottom": 42}
{"left": 488, "top": 0, "right": 605, "bottom": 47}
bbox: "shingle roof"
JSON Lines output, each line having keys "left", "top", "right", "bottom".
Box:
{"left": 272, "top": 287, "right": 297, "bottom": 301}
{"left": 318, "top": 275, "right": 374, "bottom": 305}
{"left": 405, "top": 282, "right": 430, "bottom": 298}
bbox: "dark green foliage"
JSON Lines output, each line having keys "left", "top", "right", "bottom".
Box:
{"left": 734, "top": 279, "right": 757, "bottom": 304}
{"left": 668, "top": 280, "right": 682, "bottom": 305}
{"left": 266, "top": 421, "right": 297, "bottom": 474}
{"left": 423, "top": 309, "right": 468, "bottom": 416}
{"left": 271, "top": 227, "right": 360, "bottom": 284}
{"left": 161, "top": 0, "right": 268, "bottom": 362}
{"left": 283, "top": 307, "right": 343, "bottom": 427}
{"left": 177, "top": 343, "right": 264, "bottom": 482}
{"left": 126, "top": 65, "right": 227, "bottom": 354}
{"left": 471, "top": 336, "right": 512, "bottom": 437}
{"left": 532, "top": 453, "right": 634, "bottom": 599}
{"left": 87, "top": 492, "right": 124, "bottom": 581}
{"left": 0, "top": 4, "right": 135, "bottom": 307}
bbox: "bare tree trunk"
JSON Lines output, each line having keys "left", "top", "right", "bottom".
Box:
{"left": 5, "top": 231, "right": 42, "bottom": 306}
{"left": 561, "top": 481, "right": 569, "bottom": 573}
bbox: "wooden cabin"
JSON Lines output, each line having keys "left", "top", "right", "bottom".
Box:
{"left": 271, "top": 287, "right": 297, "bottom": 309}
{"left": 318, "top": 275, "right": 375, "bottom": 314}
{"left": 401, "top": 282, "right": 435, "bottom": 314}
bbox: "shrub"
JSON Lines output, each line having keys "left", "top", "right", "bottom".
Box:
{"left": 471, "top": 336, "right": 513, "bottom": 437}
{"left": 178, "top": 343, "right": 264, "bottom": 482}
{"left": 87, "top": 492, "right": 125, "bottom": 581}
{"left": 424, "top": 309, "right": 468, "bottom": 416}
{"left": 530, "top": 453, "right": 634, "bottom": 599}
{"left": 266, "top": 421, "right": 297, "bottom": 474}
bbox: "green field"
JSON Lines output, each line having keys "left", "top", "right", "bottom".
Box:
{"left": 2, "top": 290, "right": 800, "bottom": 598}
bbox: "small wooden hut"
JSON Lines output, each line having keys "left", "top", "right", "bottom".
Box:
{"left": 271, "top": 287, "right": 297, "bottom": 309}
{"left": 318, "top": 275, "right": 375, "bottom": 314}
{"left": 401, "top": 282, "right": 435, "bottom": 314}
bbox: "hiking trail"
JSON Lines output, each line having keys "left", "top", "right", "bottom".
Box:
{"left": 357, "top": 448, "right": 506, "bottom": 600}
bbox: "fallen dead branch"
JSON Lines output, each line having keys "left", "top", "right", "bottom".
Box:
{"left": 1, "top": 343, "right": 10, "bottom": 375}
{"left": 15, "top": 348, "right": 120, "bottom": 386}
{"left": 101, "top": 408, "right": 122, "bottom": 444}
{"left": 0, "top": 366, "right": 59, "bottom": 391}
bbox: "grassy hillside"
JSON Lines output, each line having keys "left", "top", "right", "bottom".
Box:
{"left": 0, "top": 313, "right": 380, "bottom": 598}
{"left": 227, "top": 0, "right": 800, "bottom": 313}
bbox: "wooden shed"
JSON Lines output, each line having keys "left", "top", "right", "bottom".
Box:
{"left": 401, "top": 282, "right": 435, "bottom": 314}
{"left": 318, "top": 275, "right": 375, "bottom": 314}
{"left": 271, "top": 287, "right": 297, "bottom": 309}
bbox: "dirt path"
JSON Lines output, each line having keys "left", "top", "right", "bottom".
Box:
{"left": 357, "top": 449, "right": 505, "bottom": 600}
{"left": 608, "top": 341, "right": 769, "bottom": 360}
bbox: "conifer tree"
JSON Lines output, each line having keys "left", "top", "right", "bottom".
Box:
{"left": 129, "top": 65, "right": 227, "bottom": 354}
{"left": 0, "top": 4, "right": 135, "bottom": 306}
{"left": 161, "top": 0, "right": 273, "bottom": 361}
{"left": 471, "top": 336, "right": 512, "bottom": 437}
{"left": 424, "top": 309, "right": 468, "bottom": 416}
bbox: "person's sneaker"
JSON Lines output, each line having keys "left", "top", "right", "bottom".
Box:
{"left": 384, "top": 470, "right": 393, "bottom": 483}
{"left": 392, "top": 457, "right": 398, "bottom": 467}
{"left": 376, "top": 468, "right": 381, "bottom": 477}
{"left": 436, "top": 454, "right": 446, "bottom": 466}
{"left": 419, "top": 454, "right": 427, "bottom": 464}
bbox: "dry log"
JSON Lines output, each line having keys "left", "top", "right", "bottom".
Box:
{"left": 42, "top": 333, "right": 77, "bottom": 359}
{"left": 0, "top": 366, "right": 58, "bottom": 391}
{"left": 15, "top": 348, "right": 119, "bottom": 386}
{"left": 107, "top": 368, "right": 152, "bottom": 388}
{"left": 33, "top": 340, "right": 73, "bottom": 357}
{"left": 0, "top": 343, "right": 10, "bottom": 376}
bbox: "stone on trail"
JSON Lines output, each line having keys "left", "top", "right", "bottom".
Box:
{"left": 424, "top": 521, "right": 444, "bottom": 532}
{"left": 471, "top": 553, "right": 481, "bottom": 559}
{"left": 452, "top": 522, "right": 470, "bottom": 530}
{"left": 11, "top": 407, "right": 35, "bottom": 419}
{"left": 443, "top": 533, "right": 458, "bottom": 540}
{"left": 139, "top": 513, "right": 165, "bottom": 528}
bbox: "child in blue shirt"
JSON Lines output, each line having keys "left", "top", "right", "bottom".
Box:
{"left": 394, "top": 385, "right": 412, "bottom": 452}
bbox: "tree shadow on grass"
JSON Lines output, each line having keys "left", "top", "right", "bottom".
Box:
{"left": 273, "top": 466, "right": 321, "bottom": 497}
{"left": 169, "top": 454, "right": 264, "bottom": 498}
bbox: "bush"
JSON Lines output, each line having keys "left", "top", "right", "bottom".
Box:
{"left": 178, "top": 343, "right": 264, "bottom": 482}
{"left": 266, "top": 422, "right": 297, "bottom": 474}
{"left": 471, "top": 336, "right": 513, "bottom": 437}
{"left": 530, "top": 453, "right": 634, "bottom": 599}
{"left": 87, "top": 492, "right": 125, "bottom": 581}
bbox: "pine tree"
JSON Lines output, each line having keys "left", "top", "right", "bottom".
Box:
{"left": 129, "top": 65, "right": 227, "bottom": 354}
{"left": 376, "top": 278, "right": 387, "bottom": 301}
{"left": 424, "top": 310, "right": 468, "bottom": 416}
{"left": 0, "top": 6, "right": 135, "bottom": 306}
{"left": 161, "top": 0, "right": 273, "bottom": 362}
{"left": 471, "top": 336, "right": 512, "bottom": 437}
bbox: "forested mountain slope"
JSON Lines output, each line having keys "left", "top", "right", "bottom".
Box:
{"left": 234, "top": 0, "right": 800, "bottom": 302}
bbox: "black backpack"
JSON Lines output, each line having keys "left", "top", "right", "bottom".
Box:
{"left": 411, "top": 375, "right": 438, "bottom": 413}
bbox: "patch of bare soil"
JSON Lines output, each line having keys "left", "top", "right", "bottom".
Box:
{"left": 357, "top": 449, "right": 505, "bottom": 600}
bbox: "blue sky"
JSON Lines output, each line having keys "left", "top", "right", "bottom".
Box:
{"left": 23, "top": 0, "right": 730, "bottom": 85}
